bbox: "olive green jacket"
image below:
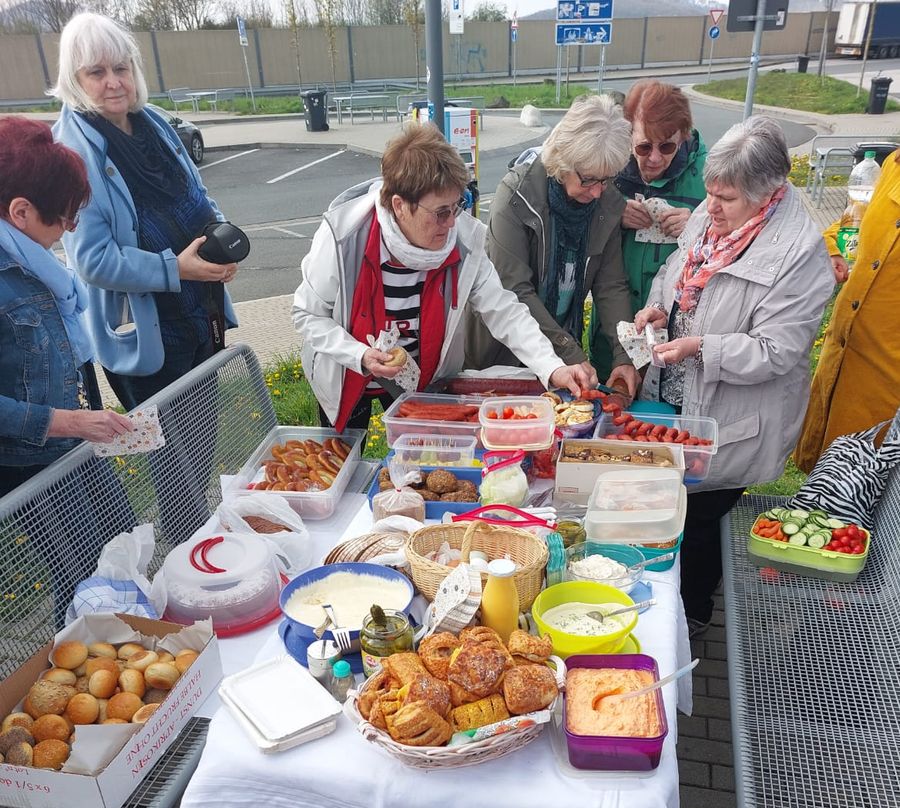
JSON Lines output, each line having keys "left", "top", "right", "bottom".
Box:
{"left": 465, "top": 158, "right": 632, "bottom": 372}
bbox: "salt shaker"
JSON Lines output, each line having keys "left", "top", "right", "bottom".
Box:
{"left": 306, "top": 639, "right": 341, "bottom": 686}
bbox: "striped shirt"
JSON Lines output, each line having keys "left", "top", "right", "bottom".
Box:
{"left": 366, "top": 240, "right": 427, "bottom": 391}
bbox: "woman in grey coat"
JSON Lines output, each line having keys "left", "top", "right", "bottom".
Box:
{"left": 635, "top": 117, "right": 834, "bottom": 635}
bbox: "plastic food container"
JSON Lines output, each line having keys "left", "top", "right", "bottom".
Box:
{"left": 162, "top": 533, "right": 283, "bottom": 636}
{"left": 584, "top": 467, "right": 687, "bottom": 545}
{"left": 632, "top": 533, "right": 683, "bottom": 572}
{"left": 563, "top": 654, "right": 668, "bottom": 771}
{"left": 747, "top": 514, "right": 871, "bottom": 582}
{"left": 531, "top": 581, "right": 637, "bottom": 658}
{"left": 383, "top": 393, "right": 484, "bottom": 447}
{"left": 594, "top": 412, "right": 718, "bottom": 484}
{"left": 367, "top": 463, "right": 481, "bottom": 520}
{"left": 225, "top": 426, "right": 364, "bottom": 520}
{"left": 390, "top": 434, "right": 478, "bottom": 467}
{"left": 565, "top": 542, "right": 645, "bottom": 592}
{"left": 479, "top": 397, "right": 555, "bottom": 451}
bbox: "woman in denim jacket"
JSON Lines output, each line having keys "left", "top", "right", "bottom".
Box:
{"left": 0, "top": 117, "right": 132, "bottom": 498}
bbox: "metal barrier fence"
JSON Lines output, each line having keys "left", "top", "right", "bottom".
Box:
{"left": 0, "top": 344, "right": 276, "bottom": 681}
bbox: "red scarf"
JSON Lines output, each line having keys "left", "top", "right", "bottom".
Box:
{"left": 334, "top": 215, "right": 460, "bottom": 432}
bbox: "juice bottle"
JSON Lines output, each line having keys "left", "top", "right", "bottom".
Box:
{"left": 480, "top": 559, "right": 519, "bottom": 643}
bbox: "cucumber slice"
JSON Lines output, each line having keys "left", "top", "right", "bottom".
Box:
{"left": 790, "top": 509, "right": 810, "bottom": 519}
{"left": 788, "top": 534, "right": 808, "bottom": 546}
{"left": 782, "top": 523, "right": 801, "bottom": 536}
{"left": 808, "top": 535, "right": 827, "bottom": 549}
{"left": 809, "top": 515, "right": 829, "bottom": 528}
{"left": 763, "top": 510, "right": 781, "bottom": 520}
{"left": 810, "top": 509, "right": 828, "bottom": 519}
{"left": 826, "top": 518, "right": 845, "bottom": 529}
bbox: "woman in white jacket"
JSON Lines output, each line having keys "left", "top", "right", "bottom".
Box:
{"left": 293, "top": 124, "right": 596, "bottom": 431}
{"left": 635, "top": 117, "right": 833, "bottom": 636}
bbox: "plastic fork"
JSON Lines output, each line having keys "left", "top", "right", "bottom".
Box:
{"left": 322, "top": 604, "right": 352, "bottom": 652}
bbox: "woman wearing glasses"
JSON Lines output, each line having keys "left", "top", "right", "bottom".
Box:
{"left": 293, "top": 124, "right": 596, "bottom": 431}
{"left": 0, "top": 117, "right": 132, "bottom": 497}
{"left": 589, "top": 81, "right": 708, "bottom": 378}
{"left": 466, "top": 94, "right": 640, "bottom": 396}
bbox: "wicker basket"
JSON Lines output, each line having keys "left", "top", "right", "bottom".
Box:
{"left": 343, "top": 655, "right": 565, "bottom": 770}
{"left": 406, "top": 520, "right": 548, "bottom": 611}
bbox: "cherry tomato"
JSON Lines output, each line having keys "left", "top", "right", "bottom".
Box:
{"left": 525, "top": 413, "right": 538, "bottom": 419}
{"left": 853, "top": 546, "right": 865, "bottom": 554}
{"left": 833, "top": 528, "right": 848, "bottom": 540}
{"left": 486, "top": 411, "right": 499, "bottom": 419}
{"left": 502, "top": 407, "right": 514, "bottom": 419}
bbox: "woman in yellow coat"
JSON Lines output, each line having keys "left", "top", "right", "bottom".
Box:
{"left": 795, "top": 151, "right": 900, "bottom": 472}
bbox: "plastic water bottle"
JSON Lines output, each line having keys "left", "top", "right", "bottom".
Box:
{"left": 837, "top": 151, "right": 881, "bottom": 270}
{"left": 329, "top": 659, "right": 354, "bottom": 703}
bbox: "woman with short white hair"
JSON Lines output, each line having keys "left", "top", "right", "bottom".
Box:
{"left": 466, "top": 94, "right": 640, "bottom": 396}
{"left": 52, "top": 12, "right": 239, "bottom": 411}
{"left": 634, "top": 116, "right": 834, "bottom": 636}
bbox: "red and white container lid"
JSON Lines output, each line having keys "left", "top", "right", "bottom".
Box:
{"left": 162, "top": 533, "right": 283, "bottom": 636}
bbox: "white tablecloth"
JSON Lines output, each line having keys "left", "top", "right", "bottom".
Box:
{"left": 182, "top": 492, "right": 691, "bottom": 808}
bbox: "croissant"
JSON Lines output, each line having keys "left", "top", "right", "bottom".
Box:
{"left": 417, "top": 632, "right": 461, "bottom": 680}
{"left": 386, "top": 702, "right": 452, "bottom": 747}
{"left": 507, "top": 630, "right": 553, "bottom": 664}
{"left": 450, "top": 694, "right": 510, "bottom": 732}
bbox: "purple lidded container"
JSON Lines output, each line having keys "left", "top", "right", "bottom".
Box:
{"left": 563, "top": 653, "right": 668, "bottom": 771}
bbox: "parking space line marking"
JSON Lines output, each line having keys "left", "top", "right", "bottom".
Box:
{"left": 271, "top": 227, "right": 307, "bottom": 238}
{"left": 198, "top": 148, "right": 259, "bottom": 171}
{"left": 266, "top": 150, "right": 347, "bottom": 184}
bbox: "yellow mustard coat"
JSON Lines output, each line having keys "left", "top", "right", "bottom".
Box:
{"left": 795, "top": 152, "right": 900, "bottom": 473}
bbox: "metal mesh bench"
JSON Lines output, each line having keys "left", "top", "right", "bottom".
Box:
{"left": 0, "top": 343, "right": 276, "bottom": 805}
{"left": 723, "top": 470, "right": 900, "bottom": 807}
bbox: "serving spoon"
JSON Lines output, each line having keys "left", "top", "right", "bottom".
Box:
{"left": 593, "top": 658, "right": 700, "bottom": 709}
{"left": 587, "top": 598, "right": 657, "bottom": 624}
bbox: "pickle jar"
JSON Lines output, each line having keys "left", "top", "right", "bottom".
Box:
{"left": 359, "top": 608, "right": 414, "bottom": 678}
{"left": 557, "top": 519, "right": 587, "bottom": 549}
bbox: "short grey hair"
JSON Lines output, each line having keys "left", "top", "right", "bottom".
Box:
{"left": 703, "top": 116, "right": 791, "bottom": 204}
{"left": 51, "top": 12, "right": 148, "bottom": 113}
{"left": 542, "top": 94, "right": 632, "bottom": 182}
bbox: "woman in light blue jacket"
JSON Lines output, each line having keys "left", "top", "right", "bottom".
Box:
{"left": 52, "top": 13, "right": 238, "bottom": 411}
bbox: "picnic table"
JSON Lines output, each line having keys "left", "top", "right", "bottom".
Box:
{"left": 333, "top": 94, "right": 391, "bottom": 125}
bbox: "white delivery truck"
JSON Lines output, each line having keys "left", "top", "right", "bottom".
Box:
{"left": 835, "top": 0, "right": 900, "bottom": 58}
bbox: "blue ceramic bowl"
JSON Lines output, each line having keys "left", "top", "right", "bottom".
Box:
{"left": 279, "top": 562, "right": 415, "bottom": 644}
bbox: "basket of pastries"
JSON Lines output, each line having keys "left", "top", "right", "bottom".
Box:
{"left": 344, "top": 626, "right": 565, "bottom": 769}
{"left": 406, "top": 520, "right": 548, "bottom": 611}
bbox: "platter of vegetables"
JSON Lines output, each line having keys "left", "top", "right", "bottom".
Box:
{"left": 752, "top": 509, "right": 869, "bottom": 554}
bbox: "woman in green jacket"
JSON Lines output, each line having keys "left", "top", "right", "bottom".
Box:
{"left": 589, "top": 81, "right": 708, "bottom": 379}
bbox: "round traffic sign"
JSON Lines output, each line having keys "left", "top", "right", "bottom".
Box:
{"left": 709, "top": 25, "right": 720, "bottom": 40}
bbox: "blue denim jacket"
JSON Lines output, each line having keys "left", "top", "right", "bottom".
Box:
{"left": 0, "top": 246, "right": 83, "bottom": 466}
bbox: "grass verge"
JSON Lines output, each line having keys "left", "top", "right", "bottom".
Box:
{"left": 694, "top": 71, "right": 900, "bottom": 115}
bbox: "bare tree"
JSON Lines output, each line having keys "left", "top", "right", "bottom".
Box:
{"left": 29, "top": 0, "right": 81, "bottom": 32}
{"left": 402, "top": 0, "right": 423, "bottom": 90}
{"left": 283, "top": 0, "right": 310, "bottom": 89}
{"left": 311, "top": 0, "right": 341, "bottom": 89}
{"left": 170, "top": 0, "right": 212, "bottom": 29}
{"left": 341, "top": 0, "right": 366, "bottom": 26}
{"left": 367, "top": 0, "right": 403, "bottom": 25}
{"left": 469, "top": 0, "right": 505, "bottom": 21}
{"left": 132, "top": 0, "right": 175, "bottom": 30}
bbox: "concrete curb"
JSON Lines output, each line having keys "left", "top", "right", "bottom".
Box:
{"left": 682, "top": 86, "right": 834, "bottom": 134}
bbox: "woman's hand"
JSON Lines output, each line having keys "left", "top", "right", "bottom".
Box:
{"left": 549, "top": 363, "right": 597, "bottom": 396}
{"left": 831, "top": 254, "right": 850, "bottom": 284}
{"left": 177, "top": 236, "right": 239, "bottom": 283}
{"left": 621, "top": 199, "right": 653, "bottom": 230}
{"left": 47, "top": 409, "right": 134, "bottom": 442}
{"left": 653, "top": 336, "right": 701, "bottom": 366}
{"left": 659, "top": 207, "right": 691, "bottom": 238}
{"left": 362, "top": 348, "right": 403, "bottom": 379}
{"left": 605, "top": 364, "right": 641, "bottom": 398}
{"left": 634, "top": 306, "right": 668, "bottom": 332}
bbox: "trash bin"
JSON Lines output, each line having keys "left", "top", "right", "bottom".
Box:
{"left": 853, "top": 141, "right": 899, "bottom": 166}
{"left": 301, "top": 90, "right": 329, "bottom": 132}
{"left": 797, "top": 55, "right": 810, "bottom": 73}
{"left": 867, "top": 77, "right": 893, "bottom": 115}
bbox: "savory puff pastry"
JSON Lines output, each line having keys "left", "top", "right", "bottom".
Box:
{"left": 401, "top": 673, "right": 451, "bottom": 718}
{"left": 507, "top": 630, "right": 553, "bottom": 664}
{"left": 450, "top": 694, "right": 510, "bottom": 732}
{"left": 417, "top": 632, "right": 461, "bottom": 680}
{"left": 459, "top": 626, "right": 515, "bottom": 669}
{"left": 448, "top": 642, "right": 508, "bottom": 698}
{"left": 502, "top": 664, "right": 558, "bottom": 715}
{"left": 386, "top": 702, "right": 452, "bottom": 747}
{"left": 382, "top": 652, "right": 427, "bottom": 686}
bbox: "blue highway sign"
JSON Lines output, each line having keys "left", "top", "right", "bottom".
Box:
{"left": 557, "top": 1, "right": 613, "bottom": 21}
{"left": 556, "top": 22, "right": 612, "bottom": 45}
{"left": 708, "top": 25, "right": 720, "bottom": 39}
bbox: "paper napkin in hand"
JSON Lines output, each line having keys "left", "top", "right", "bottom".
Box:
{"left": 91, "top": 404, "right": 165, "bottom": 457}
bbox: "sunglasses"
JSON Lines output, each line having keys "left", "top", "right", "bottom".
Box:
{"left": 634, "top": 141, "right": 679, "bottom": 157}
{"left": 574, "top": 170, "right": 615, "bottom": 188}
{"left": 415, "top": 196, "right": 469, "bottom": 224}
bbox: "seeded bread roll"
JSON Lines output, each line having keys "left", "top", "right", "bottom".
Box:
{"left": 33, "top": 739, "right": 69, "bottom": 770}
{"left": 0, "top": 726, "right": 35, "bottom": 755}
{"left": 32, "top": 715, "right": 71, "bottom": 743}
{"left": 25, "top": 681, "right": 70, "bottom": 718}
{"left": 1, "top": 713, "right": 33, "bottom": 734}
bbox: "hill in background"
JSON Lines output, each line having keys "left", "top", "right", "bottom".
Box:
{"left": 522, "top": 0, "right": 838, "bottom": 20}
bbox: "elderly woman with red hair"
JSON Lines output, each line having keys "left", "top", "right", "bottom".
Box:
{"left": 589, "top": 81, "right": 708, "bottom": 378}
{"left": 0, "top": 117, "right": 132, "bottom": 498}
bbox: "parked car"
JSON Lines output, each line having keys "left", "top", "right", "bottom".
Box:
{"left": 147, "top": 103, "right": 204, "bottom": 165}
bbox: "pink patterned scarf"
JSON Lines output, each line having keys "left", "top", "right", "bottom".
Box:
{"left": 674, "top": 184, "right": 787, "bottom": 312}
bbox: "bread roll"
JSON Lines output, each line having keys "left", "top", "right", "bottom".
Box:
{"left": 384, "top": 346, "right": 408, "bottom": 368}
{"left": 156, "top": 652, "right": 175, "bottom": 664}
{"left": 0, "top": 726, "right": 34, "bottom": 755}
{"left": 118, "top": 668, "right": 146, "bottom": 698}
{"left": 144, "top": 662, "right": 179, "bottom": 690}
{"left": 65, "top": 693, "right": 99, "bottom": 725}
{"left": 143, "top": 688, "right": 168, "bottom": 705}
{"left": 5, "top": 741, "right": 33, "bottom": 766}
{"left": 33, "top": 739, "right": 69, "bottom": 770}
{"left": 88, "top": 642, "right": 117, "bottom": 660}
{"left": 85, "top": 656, "right": 119, "bottom": 678}
{"left": 101, "top": 718, "right": 128, "bottom": 725}
{"left": 73, "top": 675, "right": 90, "bottom": 694}
{"left": 25, "top": 681, "right": 70, "bottom": 718}
{"left": 88, "top": 669, "right": 118, "bottom": 699}
{"left": 1, "top": 713, "right": 33, "bottom": 733}
{"left": 41, "top": 668, "right": 77, "bottom": 686}
{"left": 116, "top": 643, "right": 145, "bottom": 660}
{"left": 125, "top": 650, "right": 158, "bottom": 672}
{"left": 131, "top": 703, "right": 160, "bottom": 725}
{"left": 51, "top": 641, "right": 88, "bottom": 671}
{"left": 31, "top": 715, "right": 71, "bottom": 743}
{"left": 96, "top": 699, "right": 109, "bottom": 723}
{"left": 107, "top": 692, "right": 143, "bottom": 722}
{"left": 174, "top": 650, "right": 199, "bottom": 674}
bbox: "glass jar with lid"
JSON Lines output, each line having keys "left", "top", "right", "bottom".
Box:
{"left": 359, "top": 606, "right": 414, "bottom": 678}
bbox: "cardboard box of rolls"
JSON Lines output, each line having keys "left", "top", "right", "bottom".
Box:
{"left": 0, "top": 612, "right": 221, "bottom": 808}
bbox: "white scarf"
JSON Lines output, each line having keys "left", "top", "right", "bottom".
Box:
{"left": 375, "top": 197, "right": 457, "bottom": 271}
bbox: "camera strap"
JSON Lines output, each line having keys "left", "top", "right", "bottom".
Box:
{"left": 204, "top": 282, "right": 227, "bottom": 353}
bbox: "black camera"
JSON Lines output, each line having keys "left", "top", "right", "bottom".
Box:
{"left": 198, "top": 221, "right": 251, "bottom": 264}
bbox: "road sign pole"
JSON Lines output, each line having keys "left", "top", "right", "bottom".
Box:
{"left": 426, "top": 0, "right": 445, "bottom": 134}
{"left": 513, "top": 36, "right": 518, "bottom": 86}
{"left": 597, "top": 44, "right": 607, "bottom": 94}
{"left": 706, "top": 33, "right": 716, "bottom": 85}
{"left": 743, "top": 0, "right": 767, "bottom": 120}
